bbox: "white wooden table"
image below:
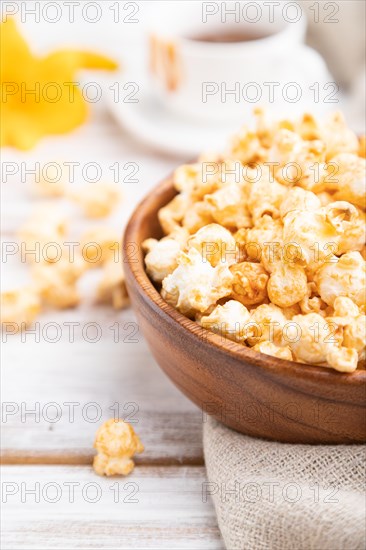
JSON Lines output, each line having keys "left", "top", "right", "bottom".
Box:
{"left": 1, "top": 106, "right": 224, "bottom": 549}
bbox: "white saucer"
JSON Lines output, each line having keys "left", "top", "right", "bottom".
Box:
{"left": 106, "top": 76, "right": 240, "bottom": 158}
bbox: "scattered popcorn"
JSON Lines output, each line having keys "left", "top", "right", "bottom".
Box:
{"left": 93, "top": 419, "right": 144, "bottom": 477}
{"left": 33, "top": 164, "right": 66, "bottom": 197}
{"left": 31, "top": 257, "right": 85, "bottom": 309}
{"left": 97, "top": 259, "right": 129, "bottom": 310}
{"left": 144, "top": 110, "right": 366, "bottom": 372}
{"left": 1, "top": 287, "right": 41, "bottom": 330}
{"left": 69, "top": 182, "right": 122, "bottom": 218}
{"left": 80, "top": 226, "right": 120, "bottom": 267}
{"left": 18, "top": 205, "right": 68, "bottom": 259}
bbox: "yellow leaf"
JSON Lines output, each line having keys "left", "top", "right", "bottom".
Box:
{"left": 0, "top": 18, "right": 118, "bottom": 150}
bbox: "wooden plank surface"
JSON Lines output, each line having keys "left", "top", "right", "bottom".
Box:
{"left": 1, "top": 305, "right": 204, "bottom": 465}
{"left": 1, "top": 465, "right": 224, "bottom": 550}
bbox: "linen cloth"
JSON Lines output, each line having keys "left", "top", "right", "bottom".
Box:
{"left": 203, "top": 418, "right": 366, "bottom": 550}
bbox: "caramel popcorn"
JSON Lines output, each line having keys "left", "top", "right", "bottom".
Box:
{"left": 69, "top": 182, "right": 121, "bottom": 218}
{"left": 97, "top": 260, "right": 129, "bottom": 310}
{"left": 230, "top": 262, "right": 269, "bottom": 306}
{"left": 144, "top": 110, "right": 366, "bottom": 372}
{"left": 187, "top": 224, "right": 237, "bottom": 267}
{"left": 199, "top": 300, "right": 250, "bottom": 343}
{"left": 80, "top": 226, "right": 120, "bottom": 267}
{"left": 31, "top": 256, "right": 85, "bottom": 309}
{"left": 93, "top": 419, "right": 144, "bottom": 477}
{"left": 1, "top": 287, "right": 41, "bottom": 330}
{"left": 18, "top": 205, "right": 68, "bottom": 259}
{"left": 33, "top": 165, "right": 66, "bottom": 197}
{"left": 252, "top": 341, "right": 293, "bottom": 361}
{"left": 161, "top": 248, "right": 233, "bottom": 316}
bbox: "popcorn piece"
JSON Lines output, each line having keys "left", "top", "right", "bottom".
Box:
{"left": 247, "top": 303, "right": 287, "bottom": 346}
{"left": 280, "top": 187, "right": 321, "bottom": 218}
{"left": 199, "top": 300, "right": 250, "bottom": 343}
{"left": 143, "top": 237, "right": 181, "bottom": 283}
{"left": 18, "top": 205, "right": 68, "bottom": 260}
{"left": 187, "top": 224, "right": 237, "bottom": 267}
{"left": 159, "top": 193, "right": 191, "bottom": 234}
{"left": 182, "top": 200, "right": 214, "bottom": 234}
{"left": 174, "top": 161, "right": 234, "bottom": 200}
{"left": 161, "top": 248, "right": 233, "bottom": 316}
{"left": 299, "top": 283, "right": 327, "bottom": 316}
{"left": 288, "top": 313, "right": 342, "bottom": 366}
{"left": 282, "top": 209, "right": 340, "bottom": 269}
{"left": 230, "top": 262, "right": 269, "bottom": 306}
{"left": 80, "top": 227, "right": 120, "bottom": 267}
{"left": 1, "top": 287, "right": 41, "bottom": 331}
{"left": 343, "top": 315, "right": 366, "bottom": 361}
{"left": 270, "top": 129, "right": 327, "bottom": 191}
{"left": 325, "top": 347, "right": 359, "bottom": 373}
{"left": 253, "top": 341, "right": 293, "bottom": 361}
{"left": 314, "top": 252, "right": 366, "bottom": 307}
{"left": 328, "top": 154, "right": 366, "bottom": 208}
{"left": 327, "top": 296, "right": 360, "bottom": 326}
{"left": 69, "top": 182, "right": 122, "bottom": 218}
{"left": 229, "top": 126, "right": 267, "bottom": 165}
{"left": 241, "top": 215, "right": 283, "bottom": 268}
{"left": 247, "top": 176, "right": 287, "bottom": 222}
{"left": 322, "top": 112, "right": 359, "bottom": 161}
{"left": 33, "top": 164, "right": 65, "bottom": 197}
{"left": 31, "top": 257, "right": 85, "bottom": 309}
{"left": 324, "top": 201, "right": 365, "bottom": 254}
{"left": 97, "top": 260, "right": 129, "bottom": 310}
{"left": 93, "top": 419, "right": 144, "bottom": 477}
{"left": 267, "top": 264, "right": 308, "bottom": 308}
{"left": 338, "top": 208, "right": 366, "bottom": 254}
{"left": 205, "top": 184, "right": 251, "bottom": 229}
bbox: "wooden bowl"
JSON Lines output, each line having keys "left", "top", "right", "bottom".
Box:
{"left": 123, "top": 173, "right": 366, "bottom": 444}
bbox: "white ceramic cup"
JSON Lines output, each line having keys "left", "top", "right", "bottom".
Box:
{"left": 148, "top": 1, "right": 331, "bottom": 122}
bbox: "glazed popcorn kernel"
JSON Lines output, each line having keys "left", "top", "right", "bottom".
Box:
{"left": 199, "top": 300, "right": 250, "bottom": 343}
{"left": 187, "top": 223, "right": 237, "bottom": 267}
{"left": 18, "top": 205, "right": 68, "bottom": 259}
{"left": 267, "top": 264, "right": 308, "bottom": 308}
{"left": 93, "top": 419, "right": 144, "bottom": 477}
{"left": 31, "top": 259, "right": 83, "bottom": 309}
{"left": 161, "top": 248, "right": 233, "bottom": 316}
{"left": 230, "top": 262, "right": 269, "bottom": 307}
{"left": 69, "top": 182, "right": 122, "bottom": 218}
{"left": 80, "top": 226, "right": 120, "bottom": 267}
{"left": 252, "top": 341, "right": 293, "bottom": 361}
{"left": 97, "top": 259, "right": 130, "bottom": 310}
{"left": 314, "top": 251, "right": 366, "bottom": 308}
{"left": 144, "top": 110, "right": 366, "bottom": 372}
{"left": 1, "top": 287, "right": 41, "bottom": 331}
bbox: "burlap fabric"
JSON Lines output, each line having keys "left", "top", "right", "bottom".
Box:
{"left": 203, "top": 418, "right": 366, "bottom": 550}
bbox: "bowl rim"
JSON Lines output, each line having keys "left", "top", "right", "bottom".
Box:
{"left": 123, "top": 172, "right": 366, "bottom": 388}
